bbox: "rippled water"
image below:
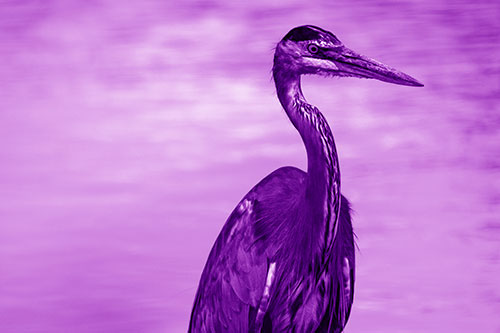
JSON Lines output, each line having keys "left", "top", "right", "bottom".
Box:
{"left": 0, "top": 0, "right": 499, "bottom": 332}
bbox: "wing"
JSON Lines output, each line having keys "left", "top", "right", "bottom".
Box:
{"left": 189, "top": 166, "right": 307, "bottom": 332}
{"left": 189, "top": 196, "right": 268, "bottom": 332}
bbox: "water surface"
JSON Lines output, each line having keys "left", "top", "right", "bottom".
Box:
{"left": 0, "top": 0, "right": 499, "bottom": 331}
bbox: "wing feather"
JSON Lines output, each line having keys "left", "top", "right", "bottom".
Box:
{"left": 189, "top": 167, "right": 306, "bottom": 332}
{"left": 189, "top": 196, "right": 268, "bottom": 332}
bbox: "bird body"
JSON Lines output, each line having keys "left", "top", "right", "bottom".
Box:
{"left": 190, "top": 166, "right": 354, "bottom": 332}
{"left": 189, "top": 25, "right": 422, "bottom": 332}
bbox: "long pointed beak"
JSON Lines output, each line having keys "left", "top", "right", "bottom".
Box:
{"left": 326, "top": 46, "right": 424, "bottom": 87}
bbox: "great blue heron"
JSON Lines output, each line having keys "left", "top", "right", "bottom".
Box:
{"left": 189, "top": 25, "right": 423, "bottom": 332}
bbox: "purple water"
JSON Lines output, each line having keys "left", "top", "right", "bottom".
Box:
{"left": 1, "top": 0, "right": 499, "bottom": 332}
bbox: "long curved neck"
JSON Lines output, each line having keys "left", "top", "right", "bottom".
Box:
{"left": 273, "top": 66, "right": 341, "bottom": 251}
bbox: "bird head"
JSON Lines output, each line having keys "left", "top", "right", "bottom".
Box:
{"left": 274, "top": 25, "right": 423, "bottom": 87}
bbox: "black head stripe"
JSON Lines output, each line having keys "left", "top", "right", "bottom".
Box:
{"left": 283, "top": 26, "right": 321, "bottom": 42}
{"left": 283, "top": 25, "right": 341, "bottom": 45}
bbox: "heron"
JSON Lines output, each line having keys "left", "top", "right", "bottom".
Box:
{"left": 189, "top": 25, "right": 423, "bottom": 332}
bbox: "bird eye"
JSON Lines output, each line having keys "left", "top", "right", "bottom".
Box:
{"left": 308, "top": 44, "right": 319, "bottom": 54}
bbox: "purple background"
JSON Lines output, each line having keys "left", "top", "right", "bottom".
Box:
{"left": 1, "top": 0, "right": 499, "bottom": 332}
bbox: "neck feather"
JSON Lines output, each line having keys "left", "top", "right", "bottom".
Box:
{"left": 273, "top": 65, "right": 341, "bottom": 252}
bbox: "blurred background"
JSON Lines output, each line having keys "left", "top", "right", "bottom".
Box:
{"left": 0, "top": 0, "right": 499, "bottom": 332}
